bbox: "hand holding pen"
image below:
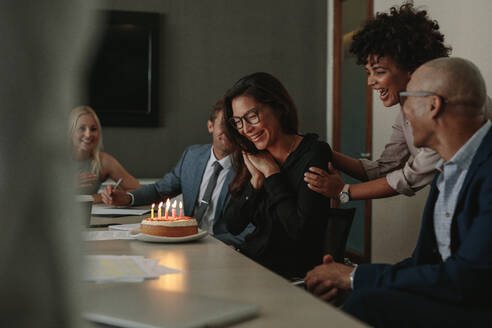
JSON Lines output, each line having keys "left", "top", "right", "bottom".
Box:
{"left": 112, "top": 178, "right": 123, "bottom": 193}
{"left": 101, "top": 178, "right": 132, "bottom": 206}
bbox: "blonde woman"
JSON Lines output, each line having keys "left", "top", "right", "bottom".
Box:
{"left": 69, "top": 106, "right": 141, "bottom": 203}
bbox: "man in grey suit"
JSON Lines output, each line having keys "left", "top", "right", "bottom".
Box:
{"left": 102, "top": 99, "right": 253, "bottom": 247}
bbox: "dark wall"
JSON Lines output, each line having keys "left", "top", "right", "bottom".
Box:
{"left": 91, "top": 0, "right": 327, "bottom": 178}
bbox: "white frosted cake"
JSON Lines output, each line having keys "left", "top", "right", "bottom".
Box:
{"left": 140, "top": 217, "right": 198, "bottom": 237}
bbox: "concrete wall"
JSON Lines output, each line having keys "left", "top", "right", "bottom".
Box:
{"left": 371, "top": 0, "right": 492, "bottom": 263}
{"left": 89, "top": 0, "right": 327, "bottom": 178}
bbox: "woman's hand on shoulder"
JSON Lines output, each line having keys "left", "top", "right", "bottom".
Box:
{"left": 243, "top": 152, "right": 264, "bottom": 189}
{"left": 245, "top": 151, "right": 280, "bottom": 178}
{"left": 304, "top": 162, "right": 345, "bottom": 198}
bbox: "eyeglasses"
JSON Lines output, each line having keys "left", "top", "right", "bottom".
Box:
{"left": 229, "top": 109, "right": 260, "bottom": 129}
{"left": 398, "top": 91, "right": 448, "bottom": 106}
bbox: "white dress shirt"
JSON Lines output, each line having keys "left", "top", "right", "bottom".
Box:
{"left": 193, "top": 148, "right": 232, "bottom": 234}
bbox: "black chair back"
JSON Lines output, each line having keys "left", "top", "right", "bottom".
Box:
{"left": 323, "top": 208, "right": 355, "bottom": 263}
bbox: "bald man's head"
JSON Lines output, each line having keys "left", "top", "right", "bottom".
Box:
{"left": 410, "top": 57, "right": 486, "bottom": 115}
{"left": 402, "top": 57, "right": 488, "bottom": 154}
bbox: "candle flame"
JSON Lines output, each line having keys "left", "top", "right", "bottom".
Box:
{"left": 179, "top": 201, "right": 183, "bottom": 209}
{"left": 158, "top": 201, "right": 163, "bottom": 209}
{"left": 152, "top": 203, "right": 155, "bottom": 208}
{"left": 166, "top": 198, "right": 171, "bottom": 208}
{"left": 172, "top": 200, "right": 177, "bottom": 208}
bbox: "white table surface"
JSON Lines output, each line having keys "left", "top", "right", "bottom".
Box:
{"left": 84, "top": 220, "right": 367, "bottom": 327}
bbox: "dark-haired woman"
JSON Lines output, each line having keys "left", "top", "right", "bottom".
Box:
{"left": 304, "top": 3, "right": 492, "bottom": 201}
{"left": 223, "top": 72, "right": 332, "bottom": 278}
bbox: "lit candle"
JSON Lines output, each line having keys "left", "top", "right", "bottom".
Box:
{"left": 165, "top": 198, "right": 170, "bottom": 220}
{"left": 172, "top": 200, "right": 177, "bottom": 217}
{"left": 158, "top": 201, "right": 163, "bottom": 219}
{"left": 179, "top": 201, "right": 183, "bottom": 217}
{"left": 151, "top": 203, "right": 155, "bottom": 219}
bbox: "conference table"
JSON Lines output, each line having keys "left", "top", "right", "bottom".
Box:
{"left": 85, "top": 211, "right": 366, "bottom": 327}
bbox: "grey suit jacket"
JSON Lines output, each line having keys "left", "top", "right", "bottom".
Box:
{"left": 131, "top": 144, "right": 253, "bottom": 247}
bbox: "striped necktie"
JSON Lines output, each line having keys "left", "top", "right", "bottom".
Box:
{"left": 195, "top": 161, "right": 223, "bottom": 230}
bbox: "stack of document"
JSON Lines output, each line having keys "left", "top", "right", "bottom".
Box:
{"left": 91, "top": 206, "right": 150, "bottom": 216}
{"left": 82, "top": 224, "right": 141, "bottom": 241}
{"left": 82, "top": 230, "right": 135, "bottom": 241}
{"left": 109, "top": 223, "right": 140, "bottom": 231}
{"left": 84, "top": 255, "right": 181, "bottom": 282}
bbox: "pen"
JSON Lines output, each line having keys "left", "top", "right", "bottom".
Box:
{"left": 113, "top": 178, "right": 123, "bottom": 191}
{"left": 291, "top": 279, "right": 305, "bottom": 286}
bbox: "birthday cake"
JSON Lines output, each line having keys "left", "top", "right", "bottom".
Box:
{"left": 140, "top": 217, "right": 198, "bottom": 237}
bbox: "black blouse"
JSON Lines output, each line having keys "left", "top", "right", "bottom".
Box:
{"left": 225, "top": 133, "right": 333, "bottom": 277}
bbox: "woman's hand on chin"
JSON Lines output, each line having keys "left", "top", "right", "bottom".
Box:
{"left": 246, "top": 151, "right": 281, "bottom": 178}
{"left": 243, "top": 152, "right": 264, "bottom": 190}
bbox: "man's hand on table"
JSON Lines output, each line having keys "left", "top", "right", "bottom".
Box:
{"left": 304, "top": 254, "right": 354, "bottom": 305}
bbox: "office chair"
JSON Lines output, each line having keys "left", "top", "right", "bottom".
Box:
{"left": 323, "top": 207, "right": 356, "bottom": 263}
{"left": 290, "top": 207, "right": 355, "bottom": 287}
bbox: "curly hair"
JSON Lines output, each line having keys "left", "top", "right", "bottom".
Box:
{"left": 349, "top": 3, "right": 452, "bottom": 72}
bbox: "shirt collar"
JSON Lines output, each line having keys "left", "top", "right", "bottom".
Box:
{"left": 435, "top": 120, "right": 491, "bottom": 172}
{"left": 209, "top": 147, "right": 232, "bottom": 170}
{"left": 448, "top": 120, "right": 491, "bottom": 170}
{"left": 435, "top": 158, "right": 445, "bottom": 173}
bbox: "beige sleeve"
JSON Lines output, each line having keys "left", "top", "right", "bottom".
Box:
{"left": 360, "top": 111, "right": 410, "bottom": 180}
{"left": 385, "top": 147, "right": 440, "bottom": 196}
{"left": 360, "top": 96, "right": 492, "bottom": 196}
{"left": 361, "top": 111, "right": 440, "bottom": 196}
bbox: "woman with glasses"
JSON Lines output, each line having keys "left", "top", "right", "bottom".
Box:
{"left": 222, "top": 72, "right": 333, "bottom": 278}
{"left": 304, "top": 4, "right": 492, "bottom": 202}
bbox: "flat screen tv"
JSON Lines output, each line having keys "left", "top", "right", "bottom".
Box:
{"left": 88, "top": 10, "right": 160, "bottom": 127}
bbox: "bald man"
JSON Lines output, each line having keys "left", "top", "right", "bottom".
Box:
{"left": 305, "top": 57, "right": 492, "bottom": 327}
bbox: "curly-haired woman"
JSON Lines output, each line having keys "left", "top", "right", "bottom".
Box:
{"left": 304, "top": 3, "right": 491, "bottom": 201}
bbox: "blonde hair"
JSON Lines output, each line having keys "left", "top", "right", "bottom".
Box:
{"left": 69, "top": 106, "right": 104, "bottom": 175}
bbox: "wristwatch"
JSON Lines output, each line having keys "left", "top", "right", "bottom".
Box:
{"left": 338, "top": 184, "right": 350, "bottom": 203}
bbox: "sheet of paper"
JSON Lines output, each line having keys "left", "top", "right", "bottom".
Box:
{"left": 83, "top": 230, "right": 135, "bottom": 241}
{"left": 83, "top": 255, "right": 182, "bottom": 282}
{"left": 76, "top": 195, "right": 94, "bottom": 202}
{"left": 108, "top": 223, "right": 140, "bottom": 231}
{"left": 91, "top": 206, "right": 150, "bottom": 216}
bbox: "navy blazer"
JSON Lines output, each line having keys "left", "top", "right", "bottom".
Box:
{"left": 355, "top": 127, "right": 492, "bottom": 305}
{"left": 131, "top": 144, "right": 253, "bottom": 247}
